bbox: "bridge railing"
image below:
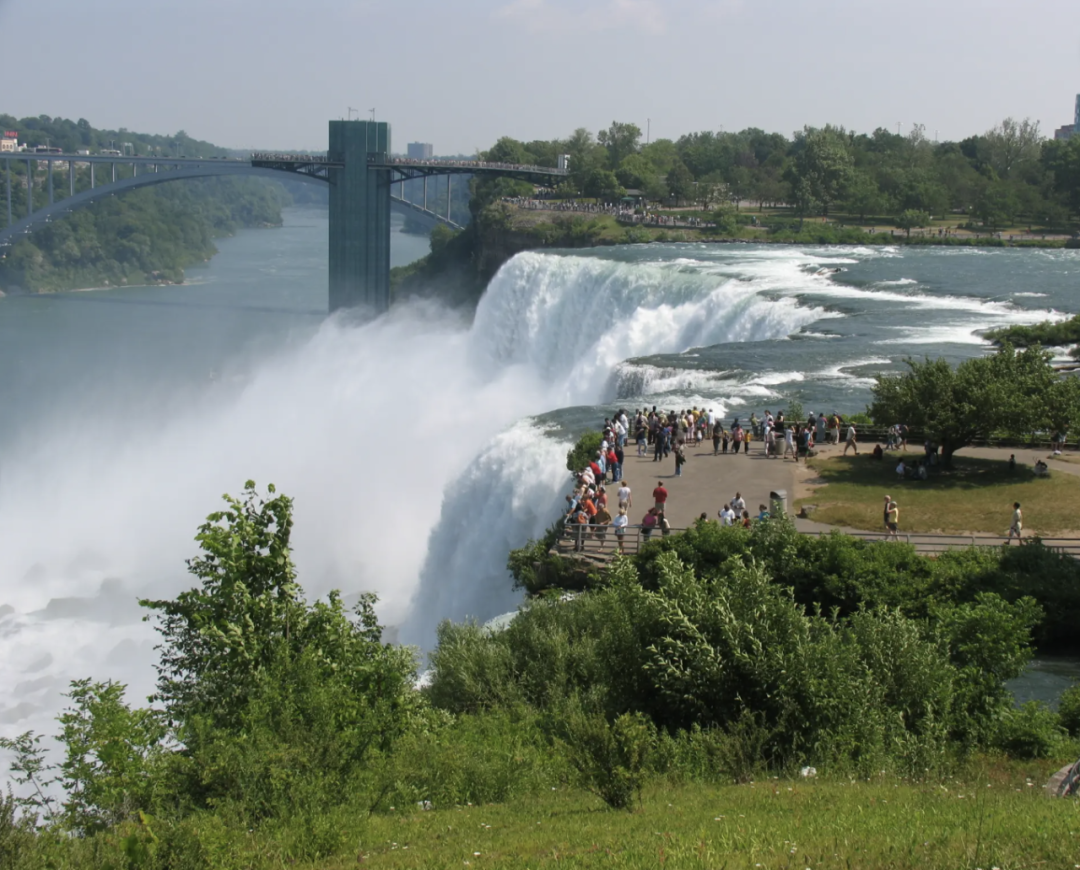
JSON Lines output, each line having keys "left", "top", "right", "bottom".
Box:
{"left": 373, "top": 156, "right": 567, "bottom": 175}
{"left": 555, "top": 521, "right": 1080, "bottom": 559}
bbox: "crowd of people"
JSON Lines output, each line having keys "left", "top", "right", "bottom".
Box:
{"left": 561, "top": 406, "right": 856, "bottom": 552}
{"left": 501, "top": 196, "right": 715, "bottom": 228}
{"left": 379, "top": 156, "right": 564, "bottom": 174}
{"left": 562, "top": 407, "right": 1058, "bottom": 552}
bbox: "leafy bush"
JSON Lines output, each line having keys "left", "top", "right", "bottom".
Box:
{"left": 377, "top": 708, "right": 565, "bottom": 810}
{"left": 427, "top": 551, "right": 991, "bottom": 768}
{"left": 1058, "top": 684, "right": 1080, "bottom": 737}
{"left": 558, "top": 709, "right": 654, "bottom": 810}
{"left": 565, "top": 431, "right": 604, "bottom": 473}
{"left": 994, "top": 702, "right": 1067, "bottom": 759}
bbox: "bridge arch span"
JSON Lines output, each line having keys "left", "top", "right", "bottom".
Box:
{"left": 0, "top": 165, "right": 330, "bottom": 249}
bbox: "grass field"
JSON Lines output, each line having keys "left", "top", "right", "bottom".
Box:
{"left": 333, "top": 764, "right": 1079, "bottom": 869}
{"left": 796, "top": 454, "right": 1080, "bottom": 535}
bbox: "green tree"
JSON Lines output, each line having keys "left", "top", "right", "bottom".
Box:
{"left": 597, "top": 121, "right": 642, "bottom": 169}
{"left": 615, "top": 154, "right": 657, "bottom": 191}
{"left": 581, "top": 168, "right": 624, "bottom": 201}
{"left": 55, "top": 680, "right": 165, "bottom": 834}
{"left": 695, "top": 171, "right": 728, "bottom": 210}
{"left": 665, "top": 158, "right": 695, "bottom": 205}
{"left": 843, "top": 170, "right": 889, "bottom": 220}
{"left": 1042, "top": 136, "right": 1080, "bottom": 218}
{"left": 895, "top": 209, "right": 931, "bottom": 237}
{"left": 869, "top": 345, "right": 1058, "bottom": 466}
{"left": 786, "top": 126, "right": 854, "bottom": 217}
{"left": 975, "top": 180, "right": 1022, "bottom": 229}
{"left": 982, "top": 117, "right": 1043, "bottom": 179}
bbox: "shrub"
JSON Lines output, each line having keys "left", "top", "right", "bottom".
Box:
{"left": 558, "top": 709, "right": 654, "bottom": 810}
{"left": 994, "top": 702, "right": 1067, "bottom": 759}
{"left": 1058, "top": 684, "right": 1080, "bottom": 737}
{"left": 565, "top": 431, "right": 603, "bottom": 474}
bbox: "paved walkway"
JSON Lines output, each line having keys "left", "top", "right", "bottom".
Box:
{"left": 582, "top": 436, "right": 1080, "bottom": 557}
{"left": 616, "top": 439, "right": 798, "bottom": 529}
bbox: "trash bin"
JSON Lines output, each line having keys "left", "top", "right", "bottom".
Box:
{"left": 769, "top": 490, "right": 787, "bottom": 518}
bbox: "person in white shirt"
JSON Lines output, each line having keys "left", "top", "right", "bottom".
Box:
{"left": 718, "top": 503, "right": 735, "bottom": 526}
{"left": 613, "top": 508, "right": 630, "bottom": 552}
{"left": 731, "top": 492, "right": 746, "bottom": 514}
{"left": 843, "top": 424, "right": 859, "bottom": 455}
{"left": 1008, "top": 502, "right": 1023, "bottom": 543}
{"left": 784, "top": 428, "right": 796, "bottom": 459}
{"left": 617, "top": 481, "right": 632, "bottom": 511}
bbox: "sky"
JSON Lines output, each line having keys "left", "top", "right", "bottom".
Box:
{"left": 2, "top": 0, "right": 1079, "bottom": 154}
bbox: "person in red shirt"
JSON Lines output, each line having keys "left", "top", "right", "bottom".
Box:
{"left": 652, "top": 481, "right": 668, "bottom": 510}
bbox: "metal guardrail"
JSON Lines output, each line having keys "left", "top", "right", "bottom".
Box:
{"left": 556, "top": 522, "right": 1080, "bottom": 560}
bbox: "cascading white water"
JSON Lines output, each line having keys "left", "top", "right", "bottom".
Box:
{"left": 469, "top": 252, "right": 830, "bottom": 404}
{"left": 4, "top": 243, "right": 1063, "bottom": 740}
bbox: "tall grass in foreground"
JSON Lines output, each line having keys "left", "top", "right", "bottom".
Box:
{"left": 346, "top": 771, "right": 1079, "bottom": 870}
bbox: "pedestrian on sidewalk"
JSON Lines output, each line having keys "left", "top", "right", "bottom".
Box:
{"left": 674, "top": 443, "right": 686, "bottom": 477}
{"left": 886, "top": 499, "right": 899, "bottom": 540}
{"left": 731, "top": 492, "right": 746, "bottom": 514}
{"left": 844, "top": 423, "right": 859, "bottom": 455}
{"left": 617, "top": 480, "right": 632, "bottom": 512}
{"left": 653, "top": 481, "right": 669, "bottom": 511}
{"left": 713, "top": 420, "right": 722, "bottom": 455}
{"left": 1008, "top": 502, "right": 1023, "bottom": 543}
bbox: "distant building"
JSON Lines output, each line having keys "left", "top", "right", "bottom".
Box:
{"left": 0, "top": 132, "right": 17, "bottom": 153}
{"left": 1054, "top": 95, "right": 1080, "bottom": 140}
{"left": 407, "top": 142, "right": 433, "bottom": 160}
{"left": 557, "top": 154, "right": 571, "bottom": 171}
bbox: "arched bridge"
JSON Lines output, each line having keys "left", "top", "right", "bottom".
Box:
{"left": 0, "top": 121, "right": 570, "bottom": 313}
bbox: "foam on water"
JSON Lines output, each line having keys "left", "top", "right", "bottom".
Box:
{"left": 1, "top": 242, "right": 1073, "bottom": 743}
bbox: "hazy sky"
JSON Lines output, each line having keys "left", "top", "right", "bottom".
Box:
{"left": 2, "top": 0, "right": 1079, "bottom": 154}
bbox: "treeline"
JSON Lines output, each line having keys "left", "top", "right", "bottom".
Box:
{"left": 0, "top": 115, "right": 290, "bottom": 293}
{"left": 477, "top": 118, "right": 1080, "bottom": 231}
{"left": 1, "top": 482, "right": 1078, "bottom": 868}
{"left": 0, "top": 113, "right": 234, "bottom": 159}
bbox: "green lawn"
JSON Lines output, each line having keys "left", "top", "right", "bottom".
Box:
{"left": 796, "top": 454, "right": 1080, "bottom": 535}
{"left": 335, "top": 766, "right": 1078, "bottom": 869}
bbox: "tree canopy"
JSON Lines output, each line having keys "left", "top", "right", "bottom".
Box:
{"left": 869, "top": 345, "right": 1079, "bottom": 465}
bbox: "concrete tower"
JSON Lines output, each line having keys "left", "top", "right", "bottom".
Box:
{"left": 327, "top": 120, "right": 392, "bottom": 313}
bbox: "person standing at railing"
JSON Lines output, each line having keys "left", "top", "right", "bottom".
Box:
{"left": 641, "top": 507, "right": 658, "bottom": 540}
{"left": 886, "top": 500, "right": 899, "bottom": 541}
{"left": 613, "top": 509, "right": 629, "bottom": 552}
{"left": 594, "top": 505, "right": 612, "bottom": 550}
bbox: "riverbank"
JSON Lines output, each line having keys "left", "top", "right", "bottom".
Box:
{"left": 391, "top": 205, "right": 1075, "bottom": 310}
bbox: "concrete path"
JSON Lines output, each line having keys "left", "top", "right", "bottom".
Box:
{"left": 615, "top": 440, "right": 798, "bottom": 529}
{"left": 592, "top": 436, "right": 1080, "bottom": 558}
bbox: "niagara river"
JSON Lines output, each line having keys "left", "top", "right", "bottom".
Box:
{"left": 1, "top": 206, "right": 1078, "bottom": 736}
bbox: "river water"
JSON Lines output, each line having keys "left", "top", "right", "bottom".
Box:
{"left": 1, "top": 206, "right": 1078, "bottom": 735}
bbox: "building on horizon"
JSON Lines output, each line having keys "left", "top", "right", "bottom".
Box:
{"left": 1052, "top": 95, "right": 1080, "bottom": 140}
{"left": 407, "top": 142, "right": 433, "bottom": 160}
{"left": 0, "top": 132, "right": 17, "bottom": 153}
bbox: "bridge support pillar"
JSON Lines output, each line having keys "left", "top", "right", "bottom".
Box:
{"left": 328, "top": 120, "right": 391, "bottom": 314}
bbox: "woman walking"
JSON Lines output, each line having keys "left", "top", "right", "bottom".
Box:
{"left": 1008, "top": 502, "right": 1023, "bottom": 543}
